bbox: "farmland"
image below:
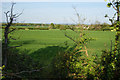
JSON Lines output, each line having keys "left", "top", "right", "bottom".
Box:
{"left": 2, "top": 1, "right": 120, "bottom": 79}
{"left": 10, "top": 29, "right": 115, "bottom": 55}
{"left": 6, "top": 29, "right": 115, "bottom": 78}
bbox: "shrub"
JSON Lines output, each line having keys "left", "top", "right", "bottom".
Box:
{"left": 59, "top": 25, "right": 66, "bottom": 30}
{"left": 29, "top": 27, "right": 49, "bottom": 30}
{"left": 52, "top": 45, "right": 99, "bottom": 79}
{"left": 2, "top": 48, "right": 43, "bottom": 79}
{"left": 99, "top": 49, "right": 120, "bottom": 80}
{"left": 38, "top": 27, "right": 49, "bottom": 30}
{"left": 52, "top": 51, "right": 69, "bottom": 78}
{"left": 28, "top": 27, "right": 34, "bottom": 30}
{"left": 66, "top": 48, "right": 99, "bottom": 79}
{"left": 102, "top": 26, "right": 111, "bottom": 31}
{"left": 18, "top": 27, "right": 25, "bottom": 30}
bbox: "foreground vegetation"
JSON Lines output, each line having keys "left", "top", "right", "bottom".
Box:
{"left": 2, "top": 29, "right": 116, "bottom": 79}
{"left": 2, "top": 0, "right": 120, "bottom": 79}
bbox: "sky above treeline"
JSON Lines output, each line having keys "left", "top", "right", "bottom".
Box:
{"left": 2, "top": 0, "right": 108, "bottom": 2}
{"left": 2, "top": 2, "right": 115, "bottom": 24}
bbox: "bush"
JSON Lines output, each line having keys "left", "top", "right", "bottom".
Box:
{"left": 52, "top": 46, "right": 120, "bottom": 79}
{"left": 2, "top": 48, "right": 43, "bottom": 79}
{"left": 52, "top": 45, "right": 99, "bottom": 79}
{"left": 28, "top": 27, "right": 49, "bottom": 30}
{"left": 28, "top": 27, "right": 34, "bottom": 30}
{"left": 66, "top": 49, "right": 99, "bottom": 79}
{"left": 38, "top": 27, "right": 49, "bottom": 30}
{"left": 2, "top": 26, "right": 49, "bottom": 30}
{"left": 99, "top": 49, "right": 120, "bottom": 80}
{"left": 18, "top": 27, "right": 25, "bottom": 30}
{"left": 102, "top": 26, "right": 111, "bottom": 31}
{"left": 52, "top": 51, "right": 69, "bottom": 78}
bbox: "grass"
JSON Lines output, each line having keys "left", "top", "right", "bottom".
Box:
{"left": 10, "top": 29, "right": 116, "bottom": 58}
{"left": 10, "top": 29, "right": 75, "bottom": 52}
{"left": 83, "top": 30, "right": 115, "bottom": 57}
{"left": 8, "top": 29, "right": 115, "bottom": 78}
{"left": 2, "top": 25, "right": 49, "bottom": 28}
{"left": 0, "top": 29, "right": 2, "bottom": 40}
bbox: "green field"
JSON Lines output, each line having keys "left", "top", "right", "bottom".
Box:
{"left": 10, "top": 29, "right": 115, "bottom": 61}
{"left": 10, "top": 29, "right": 75, "bottom": 52}
{"left": 9, "top": 29, "right": 115, "bottom": 78}
{"left": 84, "top": 31, "right": 115, "bottom": 56}
{"left": 10, "top": 30, "right": 115, "bottom": 52}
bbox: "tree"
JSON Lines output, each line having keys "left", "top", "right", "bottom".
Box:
{"left": 50, "top": 23, "right": 55, "bottom": 29}
{"left": 105, "top": 0, "right": 120, "bottom": 54}
{"left": 3, "top": 2, "right": 23, "bottom": 67}
{"left": 98, "top": 1, "right": 120, "bottom": 79}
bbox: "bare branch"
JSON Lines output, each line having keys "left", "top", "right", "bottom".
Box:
{"left": 13, "top": 9, "right": 24, "bottom": 18}
{"left": 73, "top": 6, "right": 81, "bottom": 24}
{"left": 72, "top": 6, "right": 78, "bottom": 15}
{"left": 9, "top": 36, "right": 16, "bottom": 40}
{"left": 109, "top": 0, "right": 117, "bottom": 11}
{"left": 14, "top": 13, "right": 22, "bottom": 18}
{"left": 16, "top": 64, "right": 50, "bottom": 75}
{"left": 8, "top": 28, "right": 16, "bottom": 34}
{"left": 70, "top": 17, "right": 78, "bottom": 24}
{"left": 3, "top": 64, "right": 51, "bottom": 78}
{"left": 72, "top": 6, "right": 86, "bottom": 25}
{"left": 3, "top": 73, "right": 22, "bottom": 78}
{"left": 4, "top": 11, "right": 10, "bottom": 23}
{"left": 10, "top": 2, "right": 16, "bottom": 18}
{"left": 8, "top": 45, "right": 22, "bottom": 49}
{"left": 65, "top": 33, "right": 78, "bottom": 44}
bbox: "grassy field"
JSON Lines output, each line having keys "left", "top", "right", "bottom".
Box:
{"left": 9, "top": 29, "right": 115, "bottom": 65}
{"left": 10, "top": 29, "right": 115, "bottom": 54}
{"left": 8, "top": 29, "right": 115, "bottom": 78}
{"left": 84, "top": 30, "right": 115, "bottom": 57}
{"left": 10, "top": 29, "right": 75, "bottom": 52}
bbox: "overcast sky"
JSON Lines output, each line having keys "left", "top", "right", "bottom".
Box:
{"left": 2, "top": 0, "right": 106, "bottom": 2}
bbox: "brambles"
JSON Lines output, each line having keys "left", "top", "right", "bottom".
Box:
{"left": 52, "top": 22, "right": 98, "bottom": 79}
{"left": 105, "top": 0, "right": 120, "bottom": 54}
{"left": 2, "top": 48, "right": 43, "bottom": 79}
{"left": 99, "top": 0, "right": 120, "bottom": 79}
{"left": 99, "top": 49, "right": 120, "bottom": 80}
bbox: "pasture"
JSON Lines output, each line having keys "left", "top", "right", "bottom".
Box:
{"left": 10, "top": 29, "right": 115, "bottom": 55}
{"left": 7, "top": 29, "right": 115, "bottom": 78}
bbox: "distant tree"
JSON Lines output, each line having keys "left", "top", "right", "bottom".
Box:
{"left": 50, "top": 23, "right": 55, "bottom": 29}
{"left": 56, "top": 24, "right": 61, "bottom": 29}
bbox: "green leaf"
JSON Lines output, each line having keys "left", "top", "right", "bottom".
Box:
{"left": 109, "top": 19, "right": 113, "bottom": 22}
{"left": 104, "top": 0, "right": 107, "bottom": 2}
{"left": 105, "top": 14, "right": 108, "bottom": 17}
{"left": 107, "top": 3, "right": 112, "bottom": 8}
